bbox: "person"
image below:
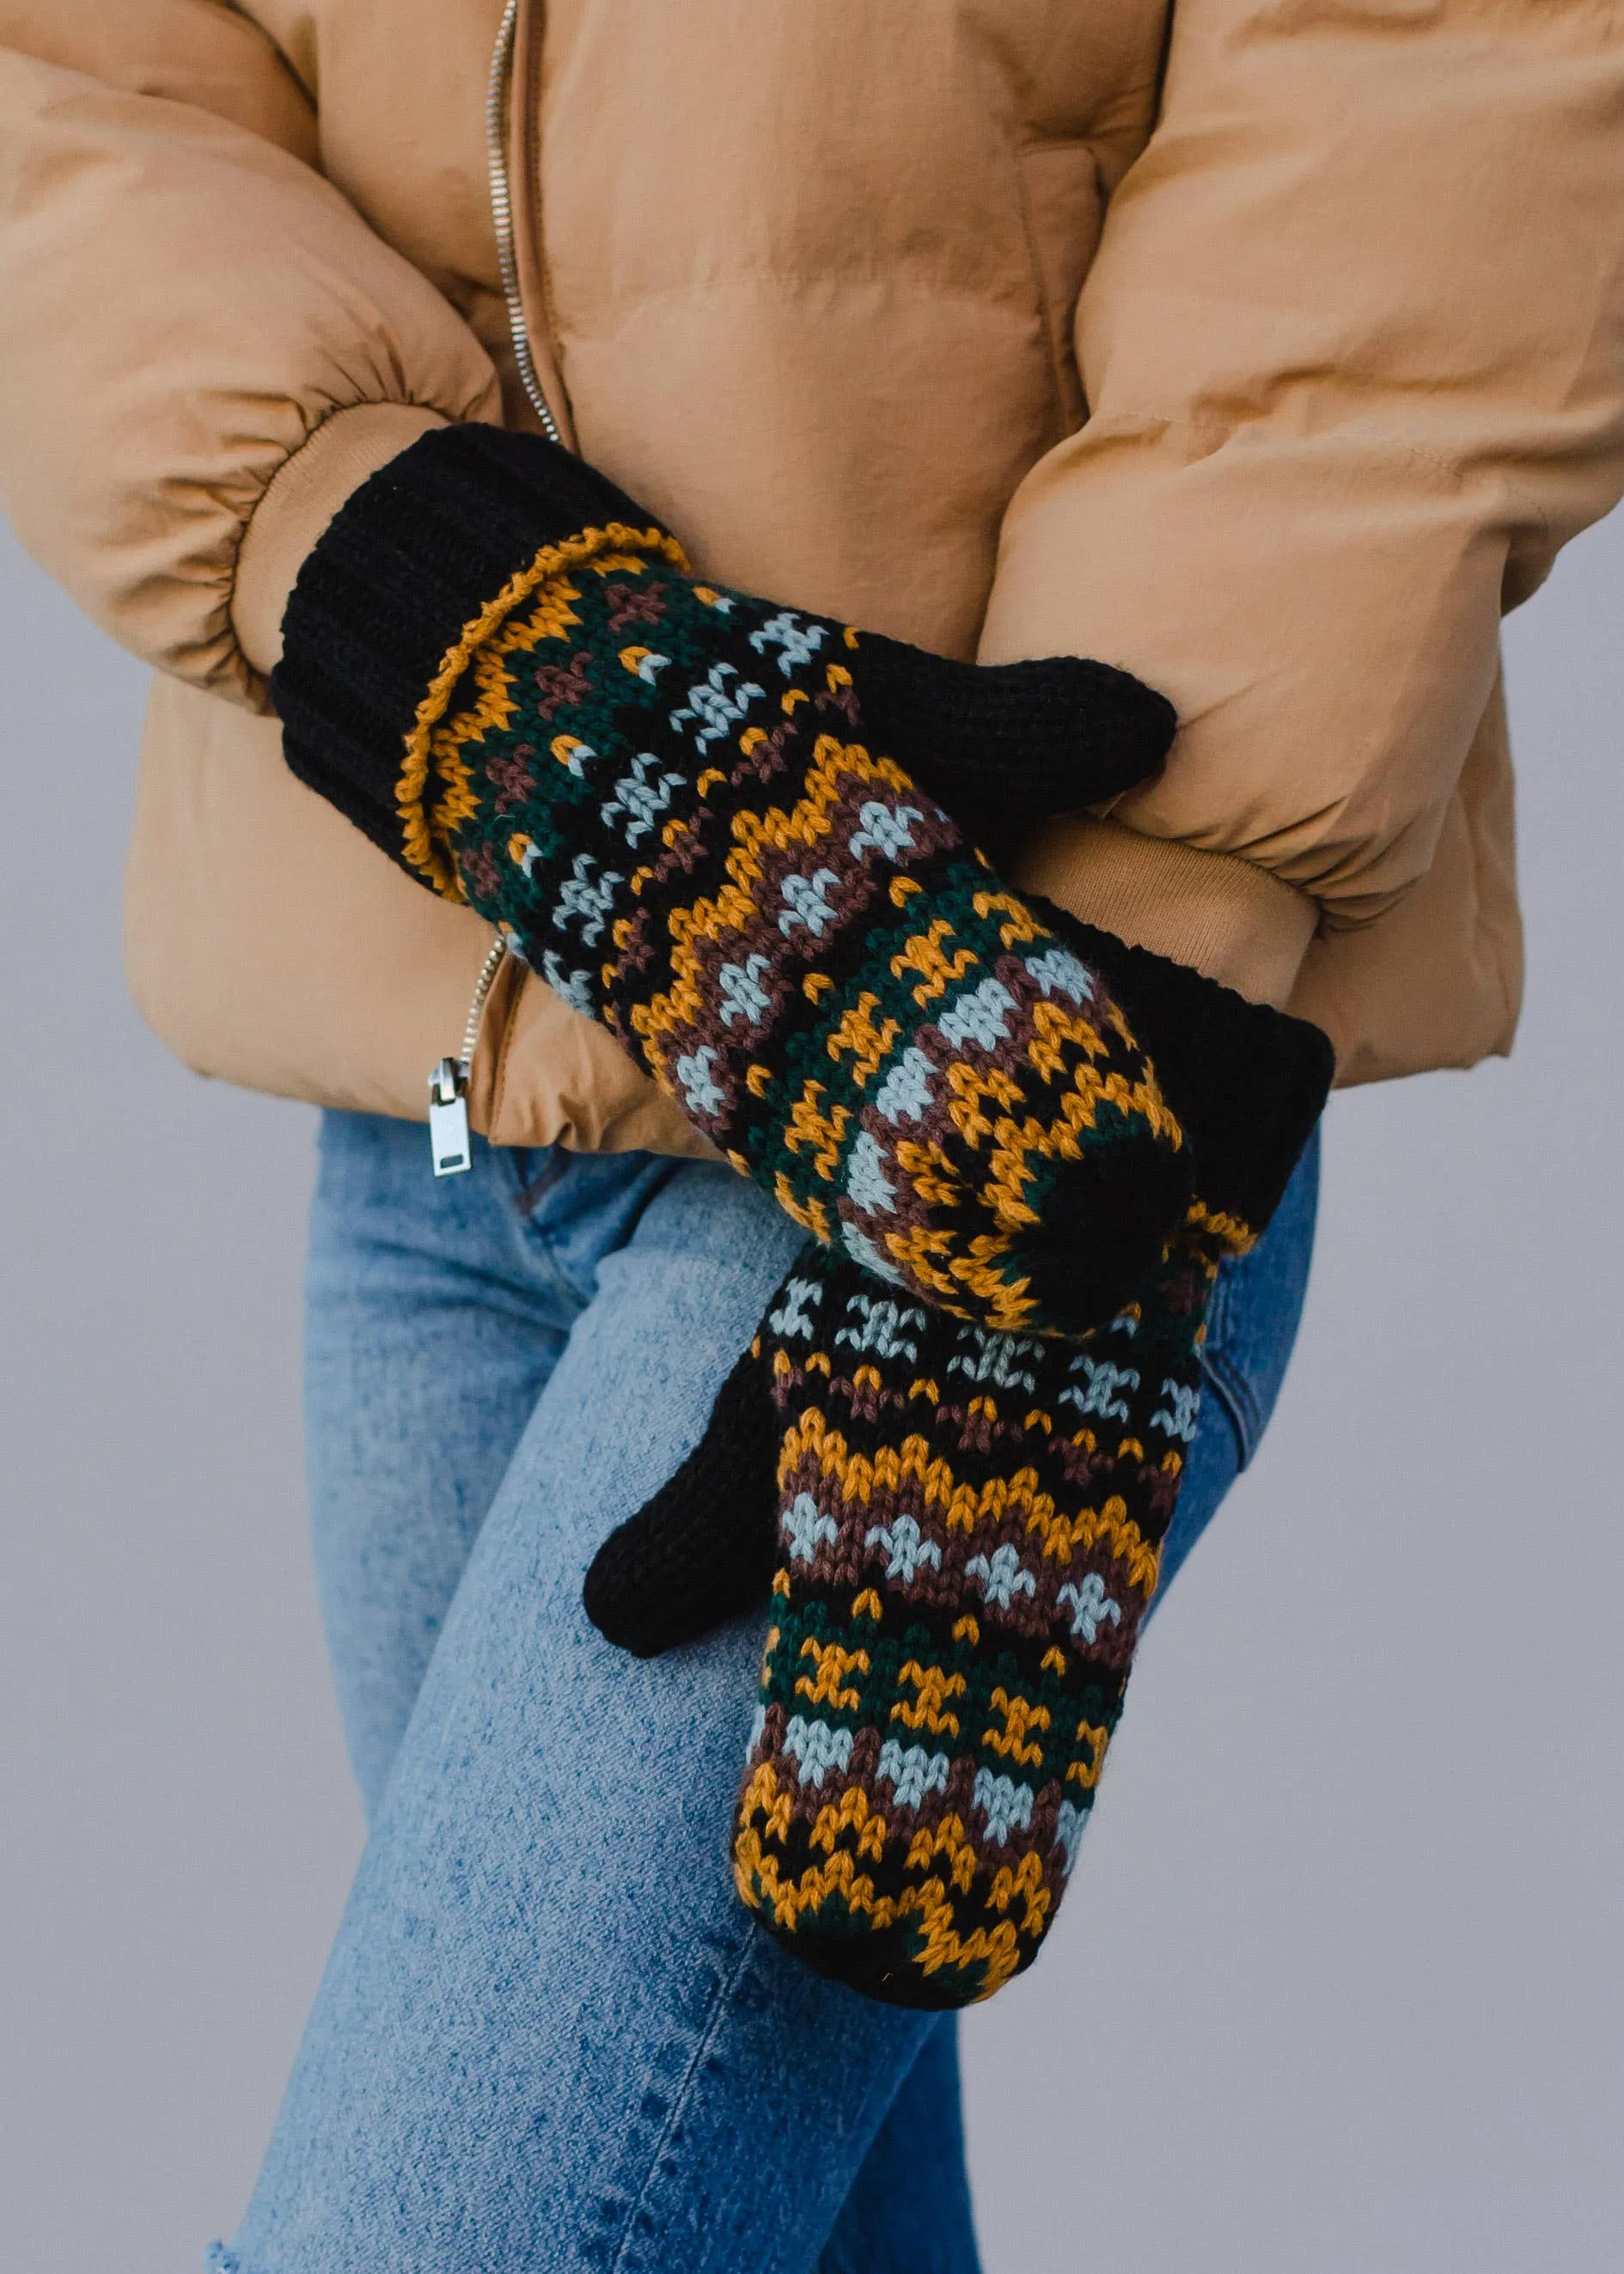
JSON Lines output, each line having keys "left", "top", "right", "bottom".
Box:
{"left": 1, "top": 3, "right": 1620, "bottom": 2267}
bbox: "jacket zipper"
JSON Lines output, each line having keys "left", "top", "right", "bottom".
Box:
{"left": 486, "top": 0, "right": 563, "bottom": 446}
{"left": 425, "top": 1, "right": 560, "bottom": 1177}
{"left": 427, "top": 932, "right": 510, "bottom": 1176}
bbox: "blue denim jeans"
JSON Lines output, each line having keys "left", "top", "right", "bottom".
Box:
{"left": 210, "top": 1114, "right": 1319, "bottom": 2274}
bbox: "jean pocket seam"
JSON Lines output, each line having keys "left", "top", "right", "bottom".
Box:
{"left": 1200, "top": 1345, "right": 1262, "bottom": 1471}
{"left": 604, "top": 1924, "right": 764, "bottom": 2273}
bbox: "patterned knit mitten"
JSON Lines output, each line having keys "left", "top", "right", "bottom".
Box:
{"left": 588, "top": 1226, "right": 1224, "bottom": 2008}
{"left": 584, "top": 946, "right": 1328, "bottom": 2004}
{"left": 272, "top": 423, "right": 1328, "bottom": 1335}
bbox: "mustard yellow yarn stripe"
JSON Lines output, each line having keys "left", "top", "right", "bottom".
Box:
{"left": 394, "top": 522, "right": 691, "bottom": 896}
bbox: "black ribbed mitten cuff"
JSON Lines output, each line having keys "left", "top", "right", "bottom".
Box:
{"left": 273, "top": 422, "right": 1181, "bottom": 877}
{"left": 1029, "top": 898, "right": 1334, "bottom": 1238}
{"left": 272, "top": 424, "right": 661, "bottom": 861}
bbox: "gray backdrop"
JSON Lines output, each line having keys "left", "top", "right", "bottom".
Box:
{"left": 2, "top": 505, "right": 1620, "bottom": 2273}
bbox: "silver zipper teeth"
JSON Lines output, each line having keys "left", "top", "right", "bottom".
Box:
{"left": 486, "top": 0, "right": 563, "bottom": 446}
{"left": 427, "top": 3, "right": 552, "bottom": 1174}
{"left": 461, "top": 933, "right": 510, "bottom": 1070}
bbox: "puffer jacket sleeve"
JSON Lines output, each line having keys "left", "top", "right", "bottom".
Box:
{"left": 985, "top": 0, "right": 1624, "bottom": 1005}
{"left": 0, "top": 1, "right": 501, "bottom": 711}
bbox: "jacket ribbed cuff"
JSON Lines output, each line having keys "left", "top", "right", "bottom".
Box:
{"left": 1012, "top": 811, "right": 1318, "bottom": 1010}
{"left": 271, "top": 424, "right": 663, "bottom": 866}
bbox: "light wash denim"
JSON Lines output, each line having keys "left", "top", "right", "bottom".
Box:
{"left": 209, "top": 1112, "right": 1320, "bottom": 2274}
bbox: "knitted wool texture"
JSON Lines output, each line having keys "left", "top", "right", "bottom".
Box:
{"left": 312, "top": 533, "right": 1184, "bottom": 1330}
{"left": 589, "top": 1229, "right": 1224, "bottom": 2007}
{"left": 275, "top": 428, "right": 1286, "bottom": 1336}
{"left": 278, "top": 426, "right": 1329, "bottom": 1335}
{"left": 272, "top": 428, "right": 1334, "bottom": 2005}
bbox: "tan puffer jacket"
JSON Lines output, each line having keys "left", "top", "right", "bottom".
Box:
{"left": 3, "top": 0, "right": 1622, "bottom": 1149}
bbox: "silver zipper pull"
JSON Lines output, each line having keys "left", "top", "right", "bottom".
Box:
{"left": 426, "top": 932, "right": 510, "bottom": 1178}
{"left": 428, "top": 1056, "right": 473, "bottom": 1177}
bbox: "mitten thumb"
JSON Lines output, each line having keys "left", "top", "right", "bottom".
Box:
{"left": 846, "top": 629, "right": 1175, "bottom": 853}
{"left": 583, "top": 1342, "right": 780, "bottom": 1658}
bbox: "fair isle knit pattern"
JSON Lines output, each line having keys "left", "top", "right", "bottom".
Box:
{"left": 730, "top": 1232, "right": 1219, "bottom": 2007}
{"left": 277, "top": 426, "right": 1330, "bottom": 1339}
{"left": 382, "top": 531, "right": 1189, "bottom": 1336}
{"left": 274, "top": 426, "right": 1334, "bottom": 2008}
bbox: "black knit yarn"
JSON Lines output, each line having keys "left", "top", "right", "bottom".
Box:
{"left": 272, "top": 424, "right": 1177, "bottom": 872}
{"left": 272, "top": 420, "right": 1330, "bottom": 1333}
{"left": 583, "top": 1347, "right": 780, "bottom": 1658}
